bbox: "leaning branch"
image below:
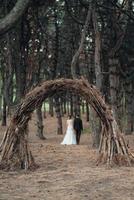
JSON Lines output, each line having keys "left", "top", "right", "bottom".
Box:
{"left": 0, "top": 0, "right": 31, "bottom": 36}
{"left": 71, "top": 3, "right": 92, "bottom": 78}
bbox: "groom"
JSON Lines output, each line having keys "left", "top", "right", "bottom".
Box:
{"left": 73, "top": 114, "right": 83, "bottom": 145}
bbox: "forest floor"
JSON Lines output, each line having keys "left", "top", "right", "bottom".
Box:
{"left": 0, "top": 114, "right": 134, "bottom": 200}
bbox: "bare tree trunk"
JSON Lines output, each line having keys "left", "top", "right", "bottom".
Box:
{"left": 73, "top": 95, "right": 80, "bottom": 116}
{"left": 55, "top": 97, "right": 63, "bottom": 135}
{"left": 70, "top": 95, "right": 73, "bottom": 116}
{"left": 109, "top": 58, "right": 119, "bottom": 118}
{"left": 0, "top": 79, "right": 2, "bottom": 120}
{"left": 90, "top": 107, "right": 100, "bottom": 148}
{"left": 71, "top": 3, "right": 92, "bottom": 78}
{"left": 63, "top": 99, "right": 66, "bottom": 115}
{"left": 0, "top": 0, "right": 56, "bottom": 35}
{"left": 67, "top": 100, "right": 69, "bottom": 115}
{"left": 91, "top": 7, "right": 102, "bottom": 148}
{"left": 43, "top": 102, "right": 46, "bottom": 119}
{"left": 125, "top": 81, "right": 133, "bottom": 134}
{"left": 1, "top": 97, "right": 7, "bottom": 126}
{"left": 60, "top": 98, "right": 64, "bottom": 117}
{"left": 116, "top": 80, "right": 124, "bottom": 131}
{"left": 15, "top": 29, "right": 27, "bottom": 102}
{"left": 0, "top": 0, "right": 30, "bottom": 35}
{"left": 86, "top": 102, "right": 89, "bottom": 122}
{"left": 4, "top": 33, "right": 14, "bottom": 109}
{"left": 82, "top": 100, "right": 85, "bottom": 114}
{"left": 92, "top": 9, "right": 102, "bottom": 91}
{"left": 36, "top": 105, "right": 46, "bottom": 140}
{"left": 49, "top": 98, "right": 54, "bottom": 117}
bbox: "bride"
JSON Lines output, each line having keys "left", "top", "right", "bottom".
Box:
{"left": 61, "top": 115, "right": 77, "bottom": 145}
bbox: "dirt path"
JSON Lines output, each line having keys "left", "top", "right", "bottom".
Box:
{"left": 0, "top": 115, "right": 134, "bottom": 200}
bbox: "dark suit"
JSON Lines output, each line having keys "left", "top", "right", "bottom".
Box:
{"left": 73, "top": 117, "right": 83, "bottom": 144}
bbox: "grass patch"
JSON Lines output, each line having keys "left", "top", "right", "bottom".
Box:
{"left": 83, "top": 127, "right": 91, "bottom": 134}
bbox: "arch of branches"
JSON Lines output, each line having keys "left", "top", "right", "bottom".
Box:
{"left": 0, "top": 78, "right": 133, "bottom": 170}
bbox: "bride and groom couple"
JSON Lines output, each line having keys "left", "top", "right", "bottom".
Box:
{"left": 61, "top": 114, "right": 83, "bottom": 145}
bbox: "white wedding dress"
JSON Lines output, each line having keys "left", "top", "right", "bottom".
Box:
{"left": 61, "top": 119, "right": 77, "bottom": 145}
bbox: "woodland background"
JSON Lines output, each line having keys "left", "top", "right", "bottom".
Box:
{"left": 0, "top": 0, "right": 134, "bottom": 147}
{"left": 1, "top": 1, "right": 134, "bottom": 200}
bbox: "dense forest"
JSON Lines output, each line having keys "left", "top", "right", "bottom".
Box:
{"left": 0, "top": 0, "right": 134, "bottom": 146}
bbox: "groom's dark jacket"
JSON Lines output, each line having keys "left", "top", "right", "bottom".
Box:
{"left": 73, "top": 117, "right": 83, "bottom": 132}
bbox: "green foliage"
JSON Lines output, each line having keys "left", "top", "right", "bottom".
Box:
{"left": 83, "top": 127, "right": 91, "bottom": 134}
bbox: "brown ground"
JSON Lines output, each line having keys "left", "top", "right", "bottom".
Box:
{"left": 0, "top": 115, "right": 134, "bottom": 200}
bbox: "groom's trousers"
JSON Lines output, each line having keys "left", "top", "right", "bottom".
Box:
{"left": 76, "top": 131, "right": 81, "bottom": 145}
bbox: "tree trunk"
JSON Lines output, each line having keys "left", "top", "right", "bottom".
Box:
{"left": 91, "top": 8, "right": 102, "bottom": 148}
{"left": 67, "top": 100, "right": 70, "bottom": 116}
{"left": 82, "top": 100, "right": 85, "bottom": 114}
{"left": 71, "top": 3, "right": 92, "bottom": 78}
{"left": 86, "top": 102, "right": 89, "bottom": 122}
{"left": 109, "top": 57, "right": 119, "bottom": 119}
{"left": 36, "top": 105, "right": 46, "bottom": 140}
{"left": 63, "top": 99, "right": 66, "bottom": 115}
{"left": 90, "top": 107, "right": 100, "bottom": 148}
{"left": 4, "top": 33, "right": 14, "bottom": 109}
{"left": 73, "top": 95, "right": 80, "bottom": 116}
{"left": 0, "top": 81, "right": 2, "bottom": 120}
{"left": 0, "top": 0, "right": 30, "bottom": 35}
{"left": 70, "top": 95, "right": 73, "bottom": 116}
{"left": 43, "top": 102, "right": 46, "bottom": 119}
{"left": 60, "top": 98, "right": 64, "bottom": 117}
{"left": 55, "top": 97, "right": 63, "bottom": 135}
{"left": 92, "top": 8, "right": 102, "bottom": 91}
{"left": 49, "top": 98, "right": 54, "bottom": 117}
{"left": 125, "top": 81, "right": 133, "bottom": 134}
{"left": 1, "top": 97, "right": 7, "bottom": 126}
{"left": 15, "top": 26, "right": 27, "bottom": 102}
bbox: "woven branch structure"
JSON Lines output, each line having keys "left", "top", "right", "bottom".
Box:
{"left": 0, "top": 78, "right": 133, "bottom": 170}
